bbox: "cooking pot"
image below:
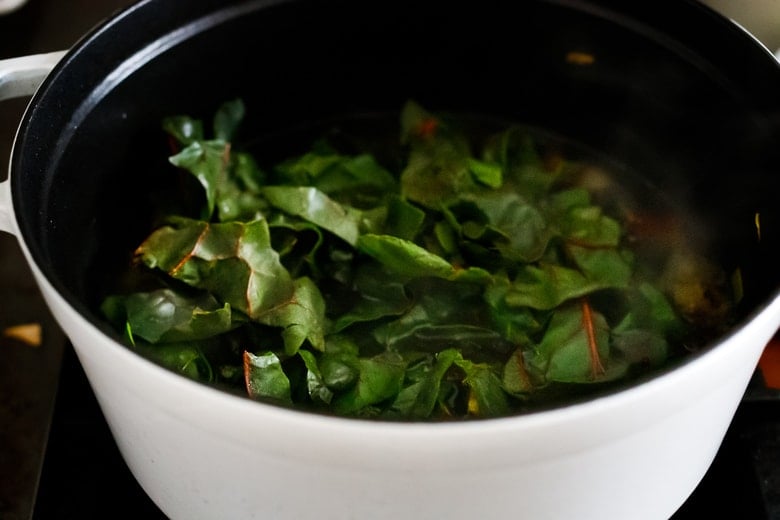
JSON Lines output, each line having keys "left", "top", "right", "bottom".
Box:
{"left": 2, "top": 1, "right": 780, "bottom": 518}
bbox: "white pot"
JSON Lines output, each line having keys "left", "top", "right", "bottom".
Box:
{"left": 1, "top": 2, "right": 779, "bottom": 518}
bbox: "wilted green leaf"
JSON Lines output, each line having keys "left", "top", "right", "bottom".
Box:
{"left": 135, "top": 341, "right": 214, "bottom": 382}
{"left": 244, "top": 351, "right": 292, "bottom": 403}
{"left": 527, "top": 305, "right": 625, "bottom": 383}
{"left": 169, "top": 140, "right": 230, "bottom": 219}
{"left": 102, "top": 289, "right": 236, "bottom": 344}
{"left": 213, "top": 98, "right": 245, "bottom": 142}
{"left": 136, "top": 217, "right": 295, "bottom": 320}
{"left": 386, "top": 349, "right": 460, "bottom": 419}
{"left": 262, "top": 186, "right": 363, "bottom": 246}
{"left": 332, "top": 352, "right": 406, "bottom": 415}
{"left": 298, "top": 349, "right": 334, "bottom": 404}
{"left": 454, "top": 356, "right": 510, "bottom": 417}
{"left": 258, "top": 276, "right": 327, "bottom": 355}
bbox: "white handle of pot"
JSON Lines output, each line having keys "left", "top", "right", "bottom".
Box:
{"left": 0, "top": 50, "right": 67, "bottom": 235}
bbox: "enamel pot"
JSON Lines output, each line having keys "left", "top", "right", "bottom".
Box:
{"left": 1, "top": 1, "right": 780, "bottom": 518}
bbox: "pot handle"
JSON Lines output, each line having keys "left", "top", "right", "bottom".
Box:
{"left": 0, "top": 50, "right": 66, "bottom": 234}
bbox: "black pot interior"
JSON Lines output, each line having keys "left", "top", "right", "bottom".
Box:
{"left": 12, "top": 0, "right": 780, "bottom": 345}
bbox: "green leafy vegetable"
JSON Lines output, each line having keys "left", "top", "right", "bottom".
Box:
{"left": 100, "top": 99, "right": 736, "bottom": 421}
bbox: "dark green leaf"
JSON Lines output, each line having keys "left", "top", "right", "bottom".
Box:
{"left": 527, "top": 305, "right": 626, "bottom": 383}
{"left": 331, "top": 264, "right": 411, "bottom": 332}
{"left": 262, "top": 186, "right": 363, "bottom": 246}
{"left": 357, "top": 234, "right": 491, "bottom": 283}
{"left": 457, "top": 191, "right": 551, "bottom": 262}
{"left": 298, "top": 349, "right": 334, "bottom": 404}
{"left": 386, "top": 349, "right": 460, "bottom": 419}
{"left": 136, "top": 217, "right": 296, "bottom": 321}
{"left": 357, "top": 233, "right": 453, "bottom": 278}
{"left": 562, "top": 206, "right": 622, "bottom": 247}
{"left": 484, "top": 274, "right": 542, "bottom": 344}
{"left": 244, "top": 351, "right": 292, "bottom": 403}
{"left": 505, "top": 263, "right": 606, "bottom": 310}
{"left": 169, "top": 140, "right": 230, "bottom": 219}
{"left": 104, "top": 289, "right": 236, "bottom": 344}
{"left": 453, "top": 357, "right": 510, "bottom": 417}
{"left": 319, "top": 337, "right": 360, "bottom": 390}
{"left": 568, "top": 245, "right": 633, "bottom": 289}
{"left": 213, "top": 98, "right": 245, "bottom": 142}
{"left": 332, "top": 352, "right": 406, "bottom": 415}
{"left": 258, "top": 276, "right": 327, "bottom": 354}
{"left": 162, "top": 115, "right": 204, "bottom": 146}
{"left": 468, "top": 158, "right": 503, "bottom": 188}
{"left": 135, "top": 341, "right": 214, "bottom": 382}
{"left": 399, "top": 101, "right": 477, "bottom": 208}
{"left": 502, "top": 348, "right": 534, "bottom": 394}
{"left": 383, "top": 196, "right": 426, "bottom": 241}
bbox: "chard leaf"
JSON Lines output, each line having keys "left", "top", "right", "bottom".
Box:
{"left": 433, "top": 220, "right": 458, "bottom": 255}
{"left": 567, "top": 245, "right": 633, "bottom": 288}
{"left": 262, "top": 186, "right": 363, "bottom": 246}
{"left": 102, "top": 289, "right": 236, "bottom": 344}
{"left": 546, "top": 187, "right": 591, "bottom": 214}
{"left": 258, "top": 276, "right": 327, "bottom": 354}
{"left": 485, "top": 127, "right": 566, "bottom": 197}
{"left": 167, "top": 100, "right": 265, "bottom": 222}
{"left": 162, "top": 116, "right": 204, "bottom": 146}
{"left": 457, "top": 191, "right": 551, "bottom": 262}
{"left": 214, "top": 151, "right": 268, "bottom": 222}
{"left": 243, "top": 351, "right": 292, "bottom": 403}
{"left": 298, "top": 349, "right": 334, "bottom": 404}
{"left": 453, "top": 357, "right": 510, "bottom": 417}
{"left": 319, "top": 336, "right": 360, "bottom": 390}
{"left": 372, "top": 282, "right": 511, "bottom": 358}
{"left": 505, "top": 263, "right": 609, "bottom": 310}
{"left": 386, "top": 349, "right": 460, "bottom": 419}
{"left": 483, "top": 274, "right": 542, "bottom": 344}
{"left": 527, "top": 305, "right": 625, "bottom": 383}
{"left": 468, "top": 157, "right": 503, "bottom": 188}
{"left": 315, "top": 153, "right": 397, "bottom": 195}
{"left": 268, "top": 214, "right": 325, "bottom": 273}
{"left": 331, "top": 264, "right": 411, "bottom": 332}
{"left": 502, "top": 348, "right": 534, "bottom": 394}
{"left": 169, "top": 139, "right": 230, "bottom": 219}
{"left": 383, "top": 196, "right": 426, "bottom": 241}
{"left": 399, "top": 101, "right": 477, "bottom": 208}
{"left": 357, "top": 234, "right": 490, "bottom": 282}
{"left": 633, "top": 282, "right": 681, "bottom": 331}
{"left": 561, "top": 206, "right": 622, "bottom": 247}
{"left": 332, "top": 352, "right": 406, "bottom": 415}
{"left": 136, "top": 217, "right": 295, "bottom": 320}
{"left": 135, "top": 341, "right": 215, "bottom": 382}
{"left": 273, "top": 141, "right": 342, "bottom": 185}
{"left": 276, "top": 147, "right": 396, "bottom": 199}
{"left": 213, "top": 98, "right": 245, "bottom": 142}
{"left": 357, "top": 233, "right": 452, "bottom": 278}
{"left": 610, "top": 283, "right": 679, "bottom": 368}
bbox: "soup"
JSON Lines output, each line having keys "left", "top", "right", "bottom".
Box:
{"left": 99, "top": 100, "right": 738, "bottom": 420}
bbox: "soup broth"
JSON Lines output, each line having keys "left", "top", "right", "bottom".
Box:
{"left": 99, "top": 100, "right": 738, "bottom": 420}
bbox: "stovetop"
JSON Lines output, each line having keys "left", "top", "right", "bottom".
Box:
{"left": 1, "top": 1, "right": 779, "bottom": 519}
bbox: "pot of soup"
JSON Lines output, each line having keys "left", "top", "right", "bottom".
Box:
{"left": 1, "top": 0, "right": 779, "bottom": 518}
